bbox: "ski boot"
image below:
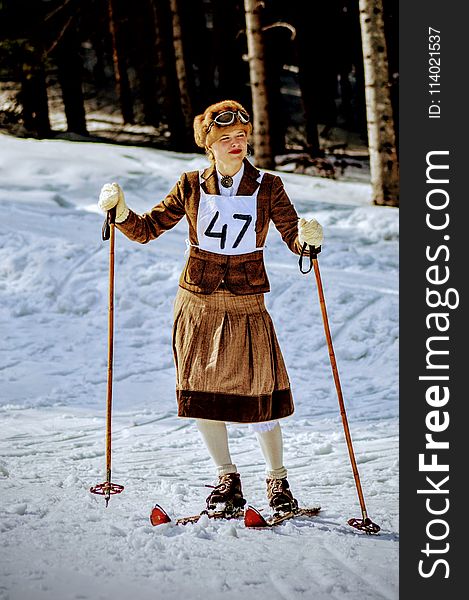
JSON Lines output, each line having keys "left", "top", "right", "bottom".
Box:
{"left": 266, "top": 477, "right": 299, "bottom": 515}
{"left": 205, "top": 472, "right": 246, "bottom": 517}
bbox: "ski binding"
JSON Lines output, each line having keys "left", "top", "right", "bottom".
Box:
{"left": 244, "top": 505, "right": 321, "bottom": 528}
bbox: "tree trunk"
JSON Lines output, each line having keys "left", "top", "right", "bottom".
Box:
{"left": 148, "top": 0, "right": 172, "bottom": 120}
{"left": 179, "top": 0, "right": 213, "bottom": 114}
{"left": 128, "top": 2, "right": 161, "bottom": 126}
{"left": 107, "top": 0, "right": 134, "bottom": 124}
{"left": 149, "top": 0, "right": 192, "bottom": 150}
{"left": 336, "top": 0, "right": 367, "bottom": 137}
{"left": 169, "top": 0, "right": 193, "bottom": 137}
{"left": 212, "top": 0, "right": 250, "bottom": 109}
{"left": 244, "top": 0, "right": 273, "bottom": 169}
{"left": 19, "top": 42, "right": 51, "bottom": 138}
{"left": 264, "top": 28, "right": 288, "bottom": 155}
{"left": 55, "top": 25, "right": 88, "bottom": 136}
{"left": 290, "top": 0, "right": 338, "bottom": 157}
{"left": 358, "top": 0, "right": 399, "bottom": 206}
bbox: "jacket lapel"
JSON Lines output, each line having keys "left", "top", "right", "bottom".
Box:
{"left": 200, "top": 164, "right": 219, "bottom": 195}
{"left": 237, "top": 159, "right": 261, "bottom": 196}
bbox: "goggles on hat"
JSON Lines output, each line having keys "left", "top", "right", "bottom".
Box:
{"left": 207, "top": 110, "right": 250, "bottom": 133}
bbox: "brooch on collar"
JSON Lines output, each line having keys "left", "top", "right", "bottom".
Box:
{"left": 220, "top": 175, "right": 234, "bottom": 188}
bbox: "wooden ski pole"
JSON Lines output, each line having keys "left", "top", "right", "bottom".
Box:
{"left": 300, "top": 244, "right": 380, "bottom": 534}
{"left": 90, "top": 207, "right": 124, "bottom": 506}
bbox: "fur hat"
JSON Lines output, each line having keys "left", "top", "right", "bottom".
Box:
{"left": 193, "top": 100, "right": 252, "bottom": 149}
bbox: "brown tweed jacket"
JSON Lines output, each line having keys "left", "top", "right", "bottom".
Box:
{"left": 116, "top": 159, "right": 303, "bottom": 295}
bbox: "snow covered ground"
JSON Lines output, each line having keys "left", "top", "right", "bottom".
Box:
{"left": 0, "top": 133, "right": 398, "bottom": 600}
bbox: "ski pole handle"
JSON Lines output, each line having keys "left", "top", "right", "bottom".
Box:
{"left": 299, "top": 242, "right": 321, "bottom": 273}
{"left": 102, "top": 206, "right": 116, "bottom": 241}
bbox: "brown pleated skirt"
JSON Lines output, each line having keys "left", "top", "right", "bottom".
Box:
{"left": 172, "top": 286, "right": 294, "bottom": 423}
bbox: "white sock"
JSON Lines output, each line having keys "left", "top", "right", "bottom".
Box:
{"left": 195, "top": 419, "right": 237, "bottom": 476}
{"left": 256, "top": 423, "right": 288, "bottom": 479}
{"left": 249, "top": 420, "right": 279, "bottom": 433}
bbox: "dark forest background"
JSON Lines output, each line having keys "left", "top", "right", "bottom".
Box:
{"left": 0, "top": 0, "right": 398, "bottom": 178}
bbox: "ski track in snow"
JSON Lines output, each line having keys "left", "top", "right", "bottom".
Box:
{"left": 0, "top": 134, "right": 398, "bottom": 600}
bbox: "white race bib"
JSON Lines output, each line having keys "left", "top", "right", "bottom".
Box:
{"left": 196, "top": 175, "right": 263, "bottom": 255}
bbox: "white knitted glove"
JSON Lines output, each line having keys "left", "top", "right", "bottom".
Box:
{"left": 298, "top": 217, "right": 323, "bottom": 248}
{"left": 98, "top": 182, "right": 130, "bottom": 223}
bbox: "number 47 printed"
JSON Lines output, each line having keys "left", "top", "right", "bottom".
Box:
{"left": 204, "top": 212, "right": 252, "bottom": 250}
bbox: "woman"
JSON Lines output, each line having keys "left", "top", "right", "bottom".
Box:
{"left": 98, "top": 100, "right": 323, "bottom": 517}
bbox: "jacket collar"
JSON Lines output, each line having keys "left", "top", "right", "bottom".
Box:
{"left": 200, "top": 159, "right": 261, "bottom": 196}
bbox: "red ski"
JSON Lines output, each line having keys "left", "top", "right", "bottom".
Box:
{"left": 150, "top": 504, "right": 244, "bottom": 526}
{"left": 244, "top": 505, "right": 321, "bottom": 528}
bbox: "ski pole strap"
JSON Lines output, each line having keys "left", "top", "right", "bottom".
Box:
{"left": 102, "top": 206, "right": 116, "bottom": 241}
{"left": 299, "top": 242, "right": 321, "bottom": 273}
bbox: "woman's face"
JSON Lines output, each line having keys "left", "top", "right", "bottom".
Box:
{"left": 210, "top": 129, "right": 248, "bottom": 171}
